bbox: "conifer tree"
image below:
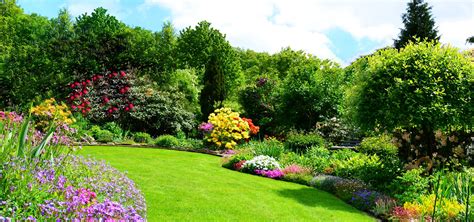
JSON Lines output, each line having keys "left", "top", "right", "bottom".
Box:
{"left": 200, "top": 54, "right": 226, "bottom": 120}
{"left": 394, "top": 0, "right": 439, "bottom": 49}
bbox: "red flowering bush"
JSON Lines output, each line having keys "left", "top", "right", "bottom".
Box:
{"left": 67, "top": 70, "right": 136, "bottom": 121}
{"left": 242, "top": 117, "right": 260, "bottom": 136}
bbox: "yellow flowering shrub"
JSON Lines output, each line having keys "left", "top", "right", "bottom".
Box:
{"left": 204, "top": 108, "right": 250, "bottom": 149}
{"left": 400, "top": 194, "right": 465, "bottom": 221}
{"left": 31, "top": 98, "right": 75, "bottom": 129}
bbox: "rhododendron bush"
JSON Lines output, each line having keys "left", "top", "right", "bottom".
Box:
{"left": 199, "top": 108, "right": 259, "bottom": 149}
{"left": 67, "top": 70, "right": 136, "bottom": 121}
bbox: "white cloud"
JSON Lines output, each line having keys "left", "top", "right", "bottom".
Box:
{"left": 129, "top": 0, "right": 474, "bottom": 63}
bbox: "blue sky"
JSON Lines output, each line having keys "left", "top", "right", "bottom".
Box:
{"left": 17, "top": 0, "right": 473, "bottom": 65}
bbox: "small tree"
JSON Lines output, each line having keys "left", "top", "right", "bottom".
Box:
{"left": 200, "top": 54, "right": 226, "bottom": 120}
{"left": 346, "top": 41, "right": 473, "bottom": 163}
{"left": 467, "top": 36, "right": 474, "bottom": 44}
{"left": 394, "top": 0, "right": 439, "bottom": 49}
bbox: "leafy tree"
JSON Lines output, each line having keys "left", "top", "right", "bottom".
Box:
{"left": 200, "top": 54, "right": 225, "bottom": 120}
{"left": 394, "top": 0, "right": 439, "bottom": 49}
{"left": 177, "top": 21, "right": 242, "bottom": 96}
{"left": 346, "top": 41, "right": 473, "bottom": 162}
{"left": 278, "top": 59, "right": 344, "bottom": 131}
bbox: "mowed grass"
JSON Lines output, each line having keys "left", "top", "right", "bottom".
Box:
{"left": 79, "top": 146, "right": 375, "bottom": 222}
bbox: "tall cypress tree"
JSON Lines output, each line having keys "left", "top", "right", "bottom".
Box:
{"left": 394, "top": 0, "right": 439, "bottom": 49}
{"left": 200, "top": 54, "right": 226, "bottom": 120}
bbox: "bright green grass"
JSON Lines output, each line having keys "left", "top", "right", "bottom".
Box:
{"left": 79, "top": 146, "right": 375, "bottom": 222}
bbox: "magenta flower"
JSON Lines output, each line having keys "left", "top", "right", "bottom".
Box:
{"left": 255, "top": 169, "right": 284, "bottom": 179}
{"left": 198, "top": 122, "right": 213, "bottom": 133}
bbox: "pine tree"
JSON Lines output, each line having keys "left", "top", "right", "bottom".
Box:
{"left": 467, "top": 36, "right": 474, "bottom": 44}
{"left": 394, "top": 0, "right": 439, "bottom": 49}
{"left": 200, "top": 54, "right": 226, "bottom": 120}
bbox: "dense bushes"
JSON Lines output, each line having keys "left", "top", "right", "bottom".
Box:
{"left": 155, "top": 135, "right": 180, "bottom": 148}
{"left": 357, "top": 134, "right": 398, "bottom": 159}
{"left": 284, "top": 132, "right": 325, "bottom": 154}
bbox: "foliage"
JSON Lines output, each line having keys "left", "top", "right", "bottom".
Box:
{"left": 133, "top": 132, "right": 152, "bottom": 144}
{"left": 95, "top": 129, "right": 114, "bottom": 143}
{"left": 315, "top": 117, "right": 360, "bottom": 145}
{"left": 278, "top": 59, "right": 344, "bottom": 130}
{"left": 357, "top": 134, "right": 398, "bottom": 159}
{"left": 372, "top": 196, "right": 397, "bottom": 219}
{"left": 392, "top": 194, "right": 465, "bottom": 221}
{"left": 102, "top": 121, "right": 125, "bottom": 141}
{"left": 31, "top": 98, "right": 75, "bottom": 130}
{"left": 242, "top": 155, "right": 281, "bottom": 172}
{"left": 200, "top": 54, "right": 226, "bottom": 119}
{"left": 125, "top": 77, "right": 196, "bottom": 135}
{"left": 155, "top": 135, "right": 179, "bottom": 148}
{"left": 388, "top": 168, "right": 430, "bottom": 204}
{"left": 238, "top": 77, "right": 278, "bottom": 135}
{"left": 281, "top": 173, "right": 313, "bottom": 186}
{"left": 201, "top": 108, "right": 252, "bottom": 149}
{"left": 284, "top": 131, "right": 326, "bottom": 154}
{"left": 311, "top": 175, "right": 368, "bottom": 202}
{"left": 394, "top": 0, "right": 439, "bottom": 49}
{"left": 239, "top": 138, "right": 284, "bottom": 159}
{"left": 345, "top": 41, "right": 473, "bottom": 162}
{"left": 177, "top": 21, "right": 242, "bottom": 99}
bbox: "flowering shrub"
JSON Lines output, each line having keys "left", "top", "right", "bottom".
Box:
{"left": 390, "top": 194, "right": 465, "bottom": 221}
{"left": 0, "top": 111, "right": 23, "bottom": 123}
{"left": 242, "top": 118, "right": 259, "bottom": 135}
{"left": 200, "top": 108, "right": 256, "bottom": 149}
{"left": 30, "top": 98, "right": 75, "bottom": 129}
{"left": 67, "top": 70, "right": 135, "bottom": 119}
{"left": 242, "top": 155, "right": 280, "bottom": 172}
{"left": 255, "top": 169, "right": 284, "bottom": 179}
{"left": 1, "top": 155, "right": 146, "bottom": 221}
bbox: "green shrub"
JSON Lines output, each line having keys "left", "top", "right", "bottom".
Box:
{"left": 155, "top": 135, "right": 179, "bottom": 148}
{"left": 133, "top": 132, "right": 152, "bottom": 144}
{"left": 103, "top": 122, "right": 124, "bottom": 141}
{"left": 304, "top": 146, "right": 332, "bottom": 172}
{"left": 180, "top": 138, "right": 204, "bottom": 149}
{"left": 388, "top": 168, "right": 429, "bottom": 204}
{"left": 89, "top": 125, "right": 102, "bottom": 139}
{"left": 243, "top": 138, "right": 285, "bottom": 159}
{"left": 285, "top": 132, "right": 325, "bottom": 154}
{"left": 333, "top": 179, "right": 368, "bottom": 202}
{"left": 96, "top": 130, "right": 114, "bottom": 143}
{"left": 357, "top": 134, "right": 398, "bottom": 159}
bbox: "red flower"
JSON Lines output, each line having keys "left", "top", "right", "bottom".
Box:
{"left": 120, "top": 71, "right": 126, "bottom": 77}
{"left": 103, "top": 97, "right": 110, "bottom": 103}
{"left": 129, "top": 103, "right": 134, "bottom": 109}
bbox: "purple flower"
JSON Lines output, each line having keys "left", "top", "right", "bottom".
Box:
{"left": 198, "top": 122, "right": 213, "bottom": 133}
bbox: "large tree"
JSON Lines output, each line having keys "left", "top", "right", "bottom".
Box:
{"left": 177, "top": 21, "right": 242, "bottom": 97}
{"left": 346, "top": 41, "right": 473, "bottom": 163}
{"left": 394, "top": 0, "right": 439, "bottom": 49}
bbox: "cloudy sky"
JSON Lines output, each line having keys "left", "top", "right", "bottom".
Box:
{"left": 17, "top": 0, "right": 473, "bottom": 65}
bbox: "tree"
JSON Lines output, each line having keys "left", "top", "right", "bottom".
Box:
{"left": 394, "top": 0, "right": 439, "bottom": 49}
{"left": 200, "top": 54, "right": 226, "bottom": 120}
{"left": 467, "top": 36, "right": 474, "bottom": 44}
{"left": 346, "top": 41, "right": 473, "bottom": 163}
{"left": 177, "top": 21, "right": 242, "bottom": 97}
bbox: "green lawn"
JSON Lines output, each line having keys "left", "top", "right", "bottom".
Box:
{"left": 79, "top": 146, "right": 375, "bottom": 222}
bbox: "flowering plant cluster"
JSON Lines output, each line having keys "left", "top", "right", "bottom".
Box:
{"left": 390, "top": 194, "right": 465, "bottom": 221}
{"left": 200, "top": 108, "right": 257, "bottom": 149}
{"left": 1, "top": 155, "right": 146, "bottom": 221}
{"left": 242, "top": 155, "right": 280, "bottom": 172}
{"left": 281, "top": 164, "right": 311, "bottom": 175}
{"left": 242, "top": 118, "right": 259, "bottom": 135}
{"left": 0, "top": 111, "right": 23, "bottom": 123}
{"left": 30, "top": 98, "right": 75, "bottom": 130}
{"left": 67, "top": 70, "right": 136, "bottom": 119}
{"left": 255, "top": 169, "right": 284, "bottom": 179}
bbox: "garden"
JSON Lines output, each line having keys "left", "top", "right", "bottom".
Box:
{"left": 1, "top": 0, "right": 473, "bottom": 221}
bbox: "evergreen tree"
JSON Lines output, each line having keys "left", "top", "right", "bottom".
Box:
{"left": 200, "top": 54, "right": 226, "bottom": 120}
{"left": 394, "top": 0, "right": 439, "bottom": 49}
{"left": 467, "top": 36, "right": 474, "bottom": 44}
